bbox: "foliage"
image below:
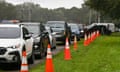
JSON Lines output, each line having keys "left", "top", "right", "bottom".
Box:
{"left": 0, "top": 1, "right": 17, "bottom": 20}
{"left": 0, "top": 1, "right": 112, "bottom": 24}
{"left": 85, "top": 0, "right": 120, "bottom": 20}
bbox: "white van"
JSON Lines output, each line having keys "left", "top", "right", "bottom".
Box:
{"left": 92, "top": 23, "right": 115, "bottom": 32}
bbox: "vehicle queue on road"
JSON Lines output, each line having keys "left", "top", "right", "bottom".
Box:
{"left": 0, "top": 20, "right": 83, "bottom": 69}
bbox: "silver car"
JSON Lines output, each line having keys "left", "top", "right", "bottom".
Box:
{"left": 45, "top": 26, "right": 56, "bottom": 49}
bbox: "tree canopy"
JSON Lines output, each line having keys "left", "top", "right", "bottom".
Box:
{"left": 0, "top": 1, "right": 110, "bottom": 24}
{"left": 0, "top": 1, "right": 17, "bottom": 20}
{"left": 85, "top": 0, "right": 120, "bottom": 19}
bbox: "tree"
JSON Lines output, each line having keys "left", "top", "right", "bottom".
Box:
{"left": 0, "top": 1, "right": 17, "bottom": 20}
{"left": 85, "top": 0, "right": 120, "bottom": 20}
{"left": 0, "top": 1, "right": 100, "bottom": 24}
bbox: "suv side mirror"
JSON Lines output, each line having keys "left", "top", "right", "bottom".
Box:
{"left": 25, "top": 34, "right": 32, "bottom": 39}
{"left": 51, "top": 28, "right": 53, "bottom": 33}
{"left": 43, "top": 30, "right": 48, "bottom": 34}
{"left": 52, "top": 32, "right": 56, "bottom": 35}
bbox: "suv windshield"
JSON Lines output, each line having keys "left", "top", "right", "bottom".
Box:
{"left": 46, "top": 23, "right": 64, "bottom": 28}
{"left": 70, "top": 25, "right": 79, "bottom": 31}
{"left": 0, "top": 27, "right": 20, "bottom": 38}
{"left": 24, "top": 24, "right": 40, "bottom": 36}
{"left": 79, "top": 24, "right": 83, "bottom": 29}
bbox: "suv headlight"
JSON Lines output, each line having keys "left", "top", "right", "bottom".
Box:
{"left": 8, "top": 44, "right": 21, "bottom": 49}
{"left": 81, "top": 30, "right": 84, "bottom": 33}
{"left": 34, "top": 37, "right": 40, "bottom": 43}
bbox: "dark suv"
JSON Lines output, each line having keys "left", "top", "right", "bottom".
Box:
{"left": 20, "top": 22, "right": 49, "bottom": 58}
{"left": 68, "top": 23, "right": 81, "bottom": 41}
{"left": 46, "top": 21, "right": 71, "bottom": 44}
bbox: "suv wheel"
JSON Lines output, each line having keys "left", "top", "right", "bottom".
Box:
{"left": 16, "top": 53, "right": 21, "bottom": 69}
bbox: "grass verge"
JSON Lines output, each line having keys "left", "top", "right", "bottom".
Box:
{"left": 31, "top": 35, "right": 120, "bottom": 72}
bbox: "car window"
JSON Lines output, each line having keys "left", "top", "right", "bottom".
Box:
{"left": 0, "top": 27, "right": 20, "bottom": 38}
{"left": 23, "top": 27, "right": 29, "bottom": 35}
{"left": 70, "top": 25, "right": 79, "bottom": 31}
{"left": 24, "top": 24, "right": 40, "bottom": 36}
{"left": 40, "top": 24, "right": 46, "bottom": 32}
{"left": 79, "top": 24, "right": 84, "bottom": 29}
{"left": 46, "top": 27, "right": 52, "bottom": 33}
{"left": 46, "top": 23, "right": 65, "bottom": 28}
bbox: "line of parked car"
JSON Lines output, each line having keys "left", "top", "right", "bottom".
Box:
{"left": 0, "top": 20, "right": 84, "bottom": 68}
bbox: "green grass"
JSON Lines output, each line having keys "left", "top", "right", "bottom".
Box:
{"left": 30, "top": 34, "right": 120, "bottom": 72}
{"left": 111, "top": 32, "right": 120, "bottom": 36}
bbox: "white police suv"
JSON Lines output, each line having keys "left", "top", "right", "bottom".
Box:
{"left": 0, "top": 24, "right": 34, "bottom": 66}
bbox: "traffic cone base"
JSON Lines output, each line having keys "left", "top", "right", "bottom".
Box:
{"left": 84, "top": 41, "right": 88, "bottom": 46}
{"left": 20, "top": 71, "right": 28, "bottom": 72}
{"left": 20, "top": 66, "right": 28, "bottom": 72}
{"left": 74, "top": 45, "right": 77, "bottom": 50}
{"left": 45, "top": 59, "right": 54, "bottom": 72}
{"left": 64, "top": 49, "right": 71, "bottom": 60}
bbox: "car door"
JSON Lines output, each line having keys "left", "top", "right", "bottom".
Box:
{"left": 23, "top": 27, "right": 33, "bottom": 55}
{"left": 50, "top": 28, "right": 56, "bottom": 47}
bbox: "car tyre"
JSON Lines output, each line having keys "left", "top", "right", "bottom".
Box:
{"left": 16, "top": 53, "right": 21, "bottom": 69}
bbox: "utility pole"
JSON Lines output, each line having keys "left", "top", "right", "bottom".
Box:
{"left": 28, "top": 5, "right": 31, "bottom": 22}
{"left": 21, "top": 5, "right": 24, "bottom": 21}
{"left": 89, "top": 9, "right": 92, "bottom": 25}
{"left": 20, "top": 0, "right": 25, "bottom": 21}
{"left": 98, "top": 12, "right": 100, "bottom": 23}
{"left": 28, "top": 0, "right": 32, "bottom": 22}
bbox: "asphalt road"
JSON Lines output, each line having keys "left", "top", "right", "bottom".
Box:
{"left": 0, "top": 44, "right": 64, "bottom": 72}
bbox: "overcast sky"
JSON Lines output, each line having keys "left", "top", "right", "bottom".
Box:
{"left": 6, "top": 0, "right": 84, "bottom": 9}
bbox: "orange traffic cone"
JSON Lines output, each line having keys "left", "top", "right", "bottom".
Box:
{"left": 92, "top": 32, "right": 94, "bottom": 40}
{"left": 74, "top": 35, "right": 77, "bottom": 50}
{"left": 84, "top": 34, "right": 88, "bottom": 46}
{"left": 98, "top": 30, "right": 100, "bottom": 36}
{"left": 95, "top": 31, "right": 97, "bottom": 38}
{"left": 88, "top": 33, "right": 91, "bottom": 45}
{"left": 93, "top": 31, "right": 96, "bottom": 40}
{"left": 97, "top": 30, "right": 100, "bottom": 37}
{"left": 64, "top": 37, "right": 71, "bottom": 60}
{"left": 90, "top": 33, "right": 93, "bottom": 42}
{"left": 20, "top": 50, "right": 29, "bottom": 72}
{"left": 45, "top": 44, "right": 54, "bottom": 72}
